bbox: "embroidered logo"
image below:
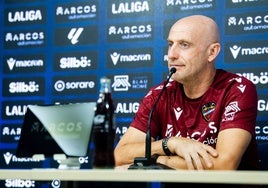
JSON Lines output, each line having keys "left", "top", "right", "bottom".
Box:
{"left": 222, "top": 101, "right": 240, "bottom": 122}
{"left": 201, "top": 102, "right": 216, "bottom": 122}
{"left": 237, "top": 84, "right": 246, "bottom": 93}
{"left": 174, "top": 107, "right": 183, "bottom": 121}
{"left": 165, "top": 124, "right": 173, "bottom": 137}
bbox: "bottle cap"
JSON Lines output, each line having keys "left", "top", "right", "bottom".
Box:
{"left": 100, "top": 77, "right": 111, "bottom": 84}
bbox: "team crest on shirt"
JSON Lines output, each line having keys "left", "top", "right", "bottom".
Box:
{"left": 201, "top": 102, "right": 216, "bottom": 122}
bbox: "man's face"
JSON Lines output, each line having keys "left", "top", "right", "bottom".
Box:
{"left": 167, "top": 22, "right": 210, "bottom": 84}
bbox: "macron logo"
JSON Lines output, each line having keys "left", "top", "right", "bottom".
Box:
{"left": 4, "top": 152, "right": 13, "bottom": 165}
{"left": 237, "top": 84, "right": 246, "bottom": 93}
{"left": 174, "top": 107, "right": 183, "bottom": 121}
{"left": 110, "top": 52, "right": 120, "bottom": 65}
{"left": 7, "top": 58, "right": 16, "bottom": 70}
{"left": 68, "top": 28, "right": 84, "bottom": 45}
{"left": 230, "top": 45, "right": 241, "bottom": 59}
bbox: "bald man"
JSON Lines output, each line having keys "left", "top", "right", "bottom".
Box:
{"left": 114, "top": 15, "right": 259, "bottom": 171}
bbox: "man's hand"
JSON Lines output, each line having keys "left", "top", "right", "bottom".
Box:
{"left": 167, "top": 137, "right": 218, "bottom": 170}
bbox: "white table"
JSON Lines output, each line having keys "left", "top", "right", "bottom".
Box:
{"left": 0, "top": 169, "right": 268, "bottom": 185}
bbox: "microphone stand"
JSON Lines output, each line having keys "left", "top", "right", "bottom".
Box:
{"left": 129, "top": 68, "right": 176, "bottom": 169}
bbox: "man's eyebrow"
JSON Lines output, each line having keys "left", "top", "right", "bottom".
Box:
{"left": 167, "top": 39, "right": 191, "bottom": 44}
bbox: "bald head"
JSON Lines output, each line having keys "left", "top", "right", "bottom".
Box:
{"left": 170, "top": 15, "right": 220, "bottom": 45}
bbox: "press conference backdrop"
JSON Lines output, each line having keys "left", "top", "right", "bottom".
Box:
{"left": 0, "top": 0, "right": 268, "bottom": 186}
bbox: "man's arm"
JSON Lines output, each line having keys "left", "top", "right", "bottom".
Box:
{"left": 114, "top": 127, "right": 217, "bottom": 169}
{"left": 114, "top": 126, "right": 217, "bottom": 169}
{"left": 114, "top": 127, "right": 252, "bottom": 170}
{"left": 114, "top": 127, "right": 150, "bottom": 166}
{"left": 157, "top": 128, "right": 252, "bottom": 170}
{"left": 210, "top": 128, "right": 252, "bottom": 170}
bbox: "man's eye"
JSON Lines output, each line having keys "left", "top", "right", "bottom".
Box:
{"left": 168, "top": 42, "right": 173, "bottom": 47}
{"left": 180, "top": 42, "right": 190, "bottom": 48}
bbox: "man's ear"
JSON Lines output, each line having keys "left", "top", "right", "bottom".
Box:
{"left": 208, "top": 43, "right": 221, "bottom": 62}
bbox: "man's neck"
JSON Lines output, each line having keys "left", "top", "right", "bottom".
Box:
{"left": 183, "top": 68, "right": 216, "bottom": 99}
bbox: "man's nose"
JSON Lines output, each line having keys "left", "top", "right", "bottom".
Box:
{"left": 168, "top": 46, "right": 179, "bottom": 60}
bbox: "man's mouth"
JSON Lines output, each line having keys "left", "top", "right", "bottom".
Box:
{"left": 170, "top": 64, "right": 185, "bottom": 69}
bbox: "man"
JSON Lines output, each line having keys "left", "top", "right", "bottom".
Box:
{"left": 114, "top": 15, "right": 259, "bottom": 171}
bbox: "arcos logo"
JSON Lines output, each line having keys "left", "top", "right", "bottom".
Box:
{"left": 4, "top": 30, "right": 46, "bottom": 48}
{"left": 107, "top": 21, "right": 154, "bottom": 43}
{"left": 225, "top": 12, "right": 268, "bottom": 34}
{"left": 55, "top": 2, "right": 98, "bottom": 22}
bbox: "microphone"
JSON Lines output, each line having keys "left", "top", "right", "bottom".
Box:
{"left": 129, "top": 67, "right": 176, "bottom": 169}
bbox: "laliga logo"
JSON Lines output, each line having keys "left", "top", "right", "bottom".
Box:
{"left": 68, "top": 28, "right": 84, "bottom": 44}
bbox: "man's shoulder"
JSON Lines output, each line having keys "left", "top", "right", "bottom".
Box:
{"left": 144, "top": 80, "right": 181, "bottom": 99}
{"left": 216, "top": 69, "right": 256, "bottom": 87}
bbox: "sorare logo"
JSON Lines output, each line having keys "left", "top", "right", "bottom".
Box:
{"left": 53, "top": 75, "right": 97, "bottom": 95}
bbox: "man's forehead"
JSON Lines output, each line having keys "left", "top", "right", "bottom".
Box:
{"left": 172, "top": 20, "right": 200, "bottom": 31}
{"left": 168, "top": 28, "right": 195, "bottom": 41}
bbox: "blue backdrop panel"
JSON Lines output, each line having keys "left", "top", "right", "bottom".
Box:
{"left": 0, "top": 0, "right": 268, "bottom": 187}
